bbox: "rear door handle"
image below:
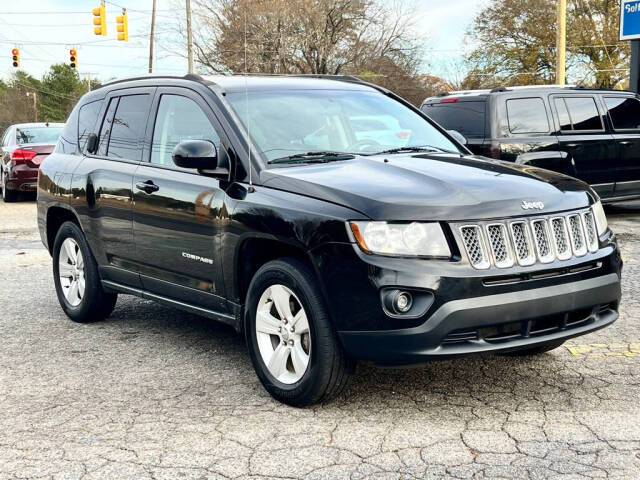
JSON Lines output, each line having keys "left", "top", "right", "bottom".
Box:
{"left": 135, "top": 180, "right": 159, "bottom": 194}
{"left": 565, "top": 143, "right": 582, "bottom": 149}
{"left": 619, "top": 140, "right": 633, "bottom": 146}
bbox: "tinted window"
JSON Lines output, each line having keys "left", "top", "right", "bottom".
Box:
{"left": 2, "top": 128, "right": 12, "bottom": 146}
{"left": 107, "top": 95, "right": 150, "bottom": 160}
{"left": 554, "top": 98, "right": 572, "bottom": 131}
{"left": 78, "top": 100, "right": 103, "bottom": 152}
{"left": 55, "top": 107, "right": 79, "bottom": 154}
{"left": 151, "top": 95, "right": 220, "bottom": 166}
{"left": 422, "top": 101, "right": 486, "bottom": 138}
{"left": 506, "top": 98, "right": 550, "bottom": 134}
{"left": 604, "top": 96, "right": 640, "bottom": 130}
{"left": 563, "top": 97, "right": 602, "bottom": 131}
{"left": 16, "top": 126, "right": 63, "bottom": 144}
{"left": 98, "top": 98, "right": 118, "bottom": 156}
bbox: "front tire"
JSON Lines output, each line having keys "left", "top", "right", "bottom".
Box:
{"left": 245, "top": 258, "right": 352, "bottom": 407}
{"left": 52, "top": 221, "right": 117, "bottom": 323}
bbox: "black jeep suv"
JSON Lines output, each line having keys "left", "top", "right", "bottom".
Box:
{"left": 422, "top": 86, "right": 640, "bottom": 203}
{"left": 37, "top": 75, "right": 622, "bottom": 406}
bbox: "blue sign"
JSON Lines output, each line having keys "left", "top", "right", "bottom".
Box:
{"left": 621, "top": 0, "right": 640, "bottom": 40}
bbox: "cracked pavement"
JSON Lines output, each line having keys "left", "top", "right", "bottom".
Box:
{"left": 0, "top": 199, "right": 639, "bottom": 479}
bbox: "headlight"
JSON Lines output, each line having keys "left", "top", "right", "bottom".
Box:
{"left": 591, "top": 200, "right": 608, "bottom": 236}
{"left": 349, "top": 221, "right": 451, "bottom": 257}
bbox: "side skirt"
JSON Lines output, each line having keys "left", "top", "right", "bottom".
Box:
{"left": 101, "top": 279, "right": 243, "bottom": 332}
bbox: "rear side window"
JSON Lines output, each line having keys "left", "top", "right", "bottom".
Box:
{"left": 558, "top": 96, "right": 603, "bottom": 131}
{"left": 106, "top": 95, "right": 151, "bottom": 160}
{"left": 604, "top": 96, "right": 640, "bottom": 130}
{"left": 506, "top": 98, "right": 550, "bottom": 134}
{"left": 422, "top": 101, "right": 486, "bottom": 138}
{"left": 78, "top": 100, "right": 103, "bottom": 152}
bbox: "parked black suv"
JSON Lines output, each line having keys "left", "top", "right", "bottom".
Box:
{"left": 422, "top": 86, "right": 640, "bottom": 203}
{"left": 38, "top": 75, "right": 622, "bottom": 406}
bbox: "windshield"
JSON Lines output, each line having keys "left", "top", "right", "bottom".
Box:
{"left": 16, "top": 126, "right": 63, "bottom": 145}
{"left": 225, "top": 89, "right": 461, "bottom": 163}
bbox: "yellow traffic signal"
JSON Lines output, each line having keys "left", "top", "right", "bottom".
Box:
{"left": 11, "top": 47, "right": 19, "bottom": 68}
{"left": 116, "top": 9, "right": 128, "bottom": 42}
{"left": 93, "top": 1, "right": 106, "bottom": 36}
{"left": 69, "top": 49, "right": 77, "bottom": 69}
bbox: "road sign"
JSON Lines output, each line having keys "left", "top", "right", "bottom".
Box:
{"left": 620, "top": 1, "right": 640, "bottom": 40}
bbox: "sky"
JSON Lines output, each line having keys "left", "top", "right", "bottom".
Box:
{"left": 0, "top": 0, "right": 488, "bottom": 84}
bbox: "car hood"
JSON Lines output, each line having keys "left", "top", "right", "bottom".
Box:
{"left": 259, "top": 153, "right": 594, "bottom": 221}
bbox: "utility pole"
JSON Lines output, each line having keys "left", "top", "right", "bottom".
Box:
{"left": 556, "top": 0, "right": 566, "bottom": 84}
{"left": 186, "top": 0, "right": 194, "bottom": 74}
{"left": 26, "top": 91, "right": 37, "bottom": 122}
{"left": 149, "top": 0, "right": 157, "bottom": 73}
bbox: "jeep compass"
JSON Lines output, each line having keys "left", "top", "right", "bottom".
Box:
{"left": 37, "top": 74, "right": 622, "bottom": 406}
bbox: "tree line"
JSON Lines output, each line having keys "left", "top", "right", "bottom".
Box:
{"left": 0, "top": 0, "right": 630, "bottom": 129}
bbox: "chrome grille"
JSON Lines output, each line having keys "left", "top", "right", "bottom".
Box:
{"left": 582, "top": 211, "right": 598, "bottom": 253}
{"left": 460, "top": 225, "right": 489, "bottom": 269}
{"left": 568, "top": 214, "right": 587, "bottom": 256}
{"left": 550, "top": 217, "right": 571, "bottom": 260}
{"left": 486, "top": 224, "right": 513, "bottom": 268}
{"left": 509, "top": 221, "right": 535, "bottom": 266}
{"left": 456, "top": 208, "right": 598, "bottom": 270}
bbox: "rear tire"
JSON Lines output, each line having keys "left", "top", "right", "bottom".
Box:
{"left": 501, "top": 339, "right": 565, "bottom": 356}
{"left": 52, "top": 221, "right": 117, "bottom": 323}
{"left": 1, "top": 171, "right": 18, "bottom": 202}
{"left": 245, "top": 258, "right": 352, "bottom": 407}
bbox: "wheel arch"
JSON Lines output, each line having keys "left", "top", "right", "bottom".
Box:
{"left": 45, "top": 205, "right": 83, "bottom": 254}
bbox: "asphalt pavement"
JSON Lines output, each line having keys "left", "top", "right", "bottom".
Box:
{"left": 0, "top": 198, "right": 639, "bottom": 479}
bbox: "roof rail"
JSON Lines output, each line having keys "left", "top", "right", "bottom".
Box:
{"left": 290, "top": 74, "right": 368, "bottom": 86}
{"left": 490, "top": 86, "right": 509, "bottom": 93}
{"left": 92, "top": 73, "right": 214, "bottom": 91}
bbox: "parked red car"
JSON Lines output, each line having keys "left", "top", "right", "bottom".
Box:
{"left": 1, "top": 122, "right": 64, "bottom": 202}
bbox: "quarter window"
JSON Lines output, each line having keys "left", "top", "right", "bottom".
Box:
{"left": 150, "top": 94, "right": 220, "bottom": 166}
{"left": 604, "top": 96, "right": 640, "bottom": 130}
{"left": 558, "top": 97, "right": 603, "bottom": 131}
{"left": 506, "top": 98, "right": 550, "bottom": 134}
{"left": 78, "top": 100, "right": 103, "bottom": 152}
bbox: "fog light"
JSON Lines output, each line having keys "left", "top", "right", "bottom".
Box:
{"left": 395, "top": 292, "right": 412, "bottom": 313}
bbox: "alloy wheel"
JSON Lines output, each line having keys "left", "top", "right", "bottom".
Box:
{"left": 255, "top": 284, "right": 311, "bottom": 384}
{"left": 58, "top": 238, "right": 85, "bottom": 307}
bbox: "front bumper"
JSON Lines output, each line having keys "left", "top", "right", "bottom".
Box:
{"left": 339, "top": 273, "right": 619, "bottom": 365}
{"left": 313, "top": 236, "right": 622, "bottom": 366}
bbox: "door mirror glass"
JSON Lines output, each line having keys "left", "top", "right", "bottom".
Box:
{"left": 172, "top": 139, "right": 218, "bottom": 169}
{"left": 447, "top": 130, "right": 467, "bottom": 145}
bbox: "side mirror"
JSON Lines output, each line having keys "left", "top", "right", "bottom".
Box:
{"left": 172, "top": 140, "right": 218, "bottom": 169}
{"left": 86, "top": 133, "right": 98, "bottom": 154}
{"left": 447, "top": 130, "right": 467, "bottom": 146}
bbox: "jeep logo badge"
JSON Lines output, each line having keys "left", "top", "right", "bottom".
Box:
{"left": 521, "top": 200, "right": 545, "bottom": 210}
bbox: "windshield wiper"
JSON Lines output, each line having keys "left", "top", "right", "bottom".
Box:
{"left": 368, "top": 145, "right": 457, "bottom": 155}
{"left": 268, "top": 151, "right": 355, "bottom": 165}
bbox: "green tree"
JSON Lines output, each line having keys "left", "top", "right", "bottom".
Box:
{"left": 38, "top": 63, "right": 85, "bottom": 122}
{"left": 0, "top": 71, "right": 42, "bottom": 132}
{"left": 465, "top": 0, "right": 629, "bottom": 88}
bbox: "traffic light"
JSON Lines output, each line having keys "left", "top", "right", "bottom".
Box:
{"left": 69, "top": 49, "right": 77, "bottom": 69}
{"left": 11, "top": 47, "right": 19, "bottom": 68}
{"left": 93, "top": 1, "right": 106, "bottom": 36}
{"left": 116, "top": 9, "right": 128, "bottom": 42}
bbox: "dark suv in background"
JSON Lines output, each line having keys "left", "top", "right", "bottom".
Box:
{"left": 422, "top": 86, "right": 640, "bottom": 203}
{"left": 37, "top": 75, "right": 621, "bottom": 406}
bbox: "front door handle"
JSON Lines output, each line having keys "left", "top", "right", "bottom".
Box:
{"left": 619, "top": 140, "right": 633, "bottom": 146}
{"left": 565, "top": 143, "right": 582, "bottom": 149}
{"left": 135, "top": 180, "right": 159, "bottom": 194}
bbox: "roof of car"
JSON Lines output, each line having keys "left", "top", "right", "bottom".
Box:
{"left": 10, "top": 122, "right": 65, "bottom": 128}
{"left": 95, "top": 73, "right": 378, "bottom": 94}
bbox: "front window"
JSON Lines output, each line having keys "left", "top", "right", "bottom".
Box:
{"left": 16, "top": 126, "right": 63, "bottom": 145}
{"left": 225, "top": 89, "right": 461, "bottom": 163}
